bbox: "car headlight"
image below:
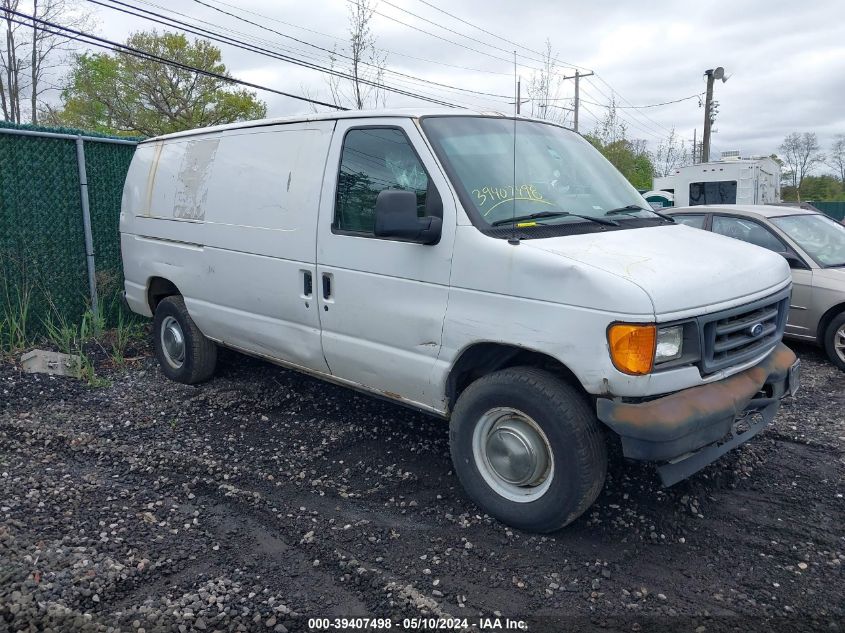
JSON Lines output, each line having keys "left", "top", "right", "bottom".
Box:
{"left": 655, "top": 325, "right": 684, "bottom": 364}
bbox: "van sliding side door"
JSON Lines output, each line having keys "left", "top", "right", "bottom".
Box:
{"left": 315, "top": 119, "right": 456, "bottom": 410}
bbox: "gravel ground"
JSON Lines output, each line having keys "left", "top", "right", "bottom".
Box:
{"left": 1, "top": 337, "right": 843, "bottom": 633}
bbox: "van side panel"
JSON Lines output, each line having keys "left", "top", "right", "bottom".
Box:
{"left": 120, "top": 143, "right": 161, "bottom": 317}
{"left": 190, "top": 123, "right": 334, "bottom": 371}
{"left": 121, "top": 121, "right": 336, "bottom": 373}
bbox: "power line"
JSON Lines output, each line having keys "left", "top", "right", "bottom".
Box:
{"left": 411, "top": 0, "right": 594, "bottom": 73}
{"left": 200, "top": 0, "right": 512, "bottom": 76}
{"left": 579, "top": 85, "right": 665, "bottom": 141}
{"left": 349, "top": 0, "right": 545, "bottom": 72}
{"left": 582, "top": 93, "right": 703, "bottom": 109}
{"left": 414, "top": 0, "right": 543, "bottom": 57}
{"left": 537, "top": 92, "right": 703, "bottom": 109}
{"left": 370, "top": 0, "right": 681, "bottom": 139}
{"left": 118, "top": 0, "right": 499, "bottom": 110}
{"left": 186, "top": 0, "right": 512, "bottom": 100}
{"left": 590, "top": 75, "right": 675, "bottom": 135}
{"left": 376, "top": 0, "right": 547, "bottom": 67}
{"left": 83, "top": 0, "right": 462, "bottom": 108}
{"left": 5, "top": 10, "right": 347, "bottom": 110}
{"left": 580, "top": 83, "right": 668, "bottom": 140}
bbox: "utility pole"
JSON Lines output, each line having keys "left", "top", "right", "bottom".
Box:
{"left": 702, "top": 66, "right": 727, "bottom": 163}
{"left": 574, "top": 71, "right": 580, "bottom": 132}
{"left": 560, "top": 70, "right": 594, "bottom": 133}
{"left": 692, "top": 128, "right": 697, "bottom": 164}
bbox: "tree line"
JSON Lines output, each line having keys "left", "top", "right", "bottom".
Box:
{"left": 778, "top": 132, "right": 845, "bottom": 202}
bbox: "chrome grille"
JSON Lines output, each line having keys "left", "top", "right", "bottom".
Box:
{"left": 700, "top": 290, "right": 789, "bottom": 374}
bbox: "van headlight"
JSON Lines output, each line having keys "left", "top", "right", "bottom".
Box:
{"left": 655, "top": 326, "right": 684, "bottom": 363}
{"left": 608, "top": 322, "right": 695, "bottom": 375}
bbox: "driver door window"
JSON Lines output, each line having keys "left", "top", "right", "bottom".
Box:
{"left": 712, "top": 216, "right": 787, "bottom": 253}
{"left": 334, "top": 128, "right": 428, "bottom": 235}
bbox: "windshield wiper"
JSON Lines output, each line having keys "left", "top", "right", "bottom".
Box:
{"left": 605, "top": 204, "right": 676, "bottom": 223}
{"left": 491, "top": 211, "right": 618, "bottom": 227}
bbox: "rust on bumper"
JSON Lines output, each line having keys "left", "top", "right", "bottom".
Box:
{"left": 596, "top": 343, "right": 797, "bottom": 466}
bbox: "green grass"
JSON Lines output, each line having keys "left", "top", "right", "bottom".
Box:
{"left": 0, "top": 272, "right": 33, "bottom": 355}
{"left": 1, "top": 255, "right": 148, "bottom": 385}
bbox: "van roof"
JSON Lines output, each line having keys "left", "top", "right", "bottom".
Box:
{"left": 142, "top": 107, "right": 518, "bottom": 143}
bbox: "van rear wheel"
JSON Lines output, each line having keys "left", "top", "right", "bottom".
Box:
{"left": 153, "top": 296, "right": 217, "bottom": 384}
{"left": 449, "top": 367, "right": 606, "bottom": 533}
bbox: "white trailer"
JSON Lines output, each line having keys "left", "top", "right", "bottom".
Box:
{"left": 654, "top": 154, "right": 781, "bottom": 207}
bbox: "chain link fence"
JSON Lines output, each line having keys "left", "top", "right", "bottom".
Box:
{"left": 0, "top": 121, "right": 141, "bottom": 350}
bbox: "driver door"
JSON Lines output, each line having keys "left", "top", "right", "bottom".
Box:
{"left": 315, "top": 119, "right": 457, "bottom": 410}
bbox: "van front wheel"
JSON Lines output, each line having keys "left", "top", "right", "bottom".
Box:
{"left": 153, "top": 296, "right": 217, "bottom": 384}
{"left": 449, "top": 367, "right": 606, "bottom": 533}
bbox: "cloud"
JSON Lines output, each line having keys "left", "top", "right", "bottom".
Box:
{"left": 87, "top": 0, "right": 844, "bottom": 161}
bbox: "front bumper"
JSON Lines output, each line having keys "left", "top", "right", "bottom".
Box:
{"left": 596, "top": 343, "right": 799, "bottom": 486}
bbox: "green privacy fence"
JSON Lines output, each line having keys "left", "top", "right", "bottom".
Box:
{"left": 810, "top": 201, "right": 845, "bottom": 221}
{"left": 0, "top": 121, "right": 141, "bottom": 348}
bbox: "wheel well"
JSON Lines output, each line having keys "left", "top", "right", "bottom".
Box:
{"left": 446, "top": 343, "right": 583, "bottom": 411}
{"left": 147, "top": 277, "right": 180, "bottom": 313}
{"left": 818, "top": 302, "right": 845, "bottom": 344}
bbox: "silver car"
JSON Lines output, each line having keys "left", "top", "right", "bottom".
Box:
{"left": 667, "top": 204, "right": 845, "bottom": 371}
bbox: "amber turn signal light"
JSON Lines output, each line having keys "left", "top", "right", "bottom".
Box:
{"left": 607, "top": 324, "right": 657, "bottom": 375}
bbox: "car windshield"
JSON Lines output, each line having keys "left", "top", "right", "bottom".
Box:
{"left": 770, "top": 214, "right": 845, "bottom": 267}
{"left": 420, "top": 116, "right": 652, "bottom": 230}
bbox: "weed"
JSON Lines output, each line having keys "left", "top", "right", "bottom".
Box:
{"left": 42, "top": 308, "right": 114, "bottom": 387}
{"left": 0, "top": 270, "right": 33, "bottom": 355}
{"left": 110, "top": 309, "right": 146, "bottom": 367}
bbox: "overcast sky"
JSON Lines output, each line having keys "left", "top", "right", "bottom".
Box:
{"left": 91, "top": 0, "right": 845, "bottom": 163}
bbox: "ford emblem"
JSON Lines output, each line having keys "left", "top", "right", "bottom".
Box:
{"left": 748, "top": 323, "right": 765, "bottom": 338}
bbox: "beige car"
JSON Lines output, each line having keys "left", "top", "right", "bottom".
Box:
{"left": 668, "top": 204, "right": 845, "bottom": 370}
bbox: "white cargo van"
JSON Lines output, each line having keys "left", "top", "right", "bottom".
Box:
{"left": 121, "top": 109, "right": 800, "bottom": 532}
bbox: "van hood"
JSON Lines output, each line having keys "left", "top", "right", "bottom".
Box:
{"left": 523, "top": 224, "right": 791, "bottom": 316}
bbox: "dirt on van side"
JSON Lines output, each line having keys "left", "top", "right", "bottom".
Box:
{"left": 1, "top": 339, "right": 843, "bottom": 633}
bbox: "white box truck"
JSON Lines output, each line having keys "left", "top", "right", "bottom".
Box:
{"left": 120, "top": 110, "right": 799, "bottom": 532}
{"left": 654, "top": 154, "right": 781, "bottom": 207}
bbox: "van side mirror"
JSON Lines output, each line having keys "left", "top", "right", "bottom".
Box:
{"left": 374, "top": 189, "right": 442, "bottom": 245}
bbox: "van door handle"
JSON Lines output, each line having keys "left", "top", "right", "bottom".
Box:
{"left": 322, "top": 274, "right": 332, "bottom": 300}
{"left": 303, "top": 271, "right": 313, "bottom": 297}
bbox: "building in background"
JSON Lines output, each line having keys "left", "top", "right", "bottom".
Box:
{"left": 652, "top": 152, "right": 781, "bottom": 207}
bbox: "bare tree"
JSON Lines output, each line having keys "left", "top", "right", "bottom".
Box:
{"left": 1, "top": 0, "right": 91, "bottom": 124}
{"left": 591, "top": 96, "right": 626, "bottom": 146}
{"left": 327, "top": 0, "right": 386, "bottom": 110}
{"left": 29, "top": 0, "right": 92, "bottom": 124}
{"left": 829, "top": 134, "right": 845, "bottom": 183}
{"left": 1, "top": 0, "right": 26, "bottom": 123}
{"left": 652, "top": 127, "right": 690, "bottom": 177}
{"left": 779, "top": 132, "right": 825, "bottom": 189}
{"left": 526, "top": 39, "right": 566, "bottom": 123}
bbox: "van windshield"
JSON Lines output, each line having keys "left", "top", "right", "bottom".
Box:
{"left": 421, "top": 116, "right": 652, "bottom": 230}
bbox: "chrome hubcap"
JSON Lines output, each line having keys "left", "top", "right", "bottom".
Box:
{"left": 472, "top": 408, "right": 554, "bottom": 503}
{"left": 835, "top": 324, "right": 845, "bottom": 363}
{"left": 161, "top": 316, "right": 185, "bottom": 368}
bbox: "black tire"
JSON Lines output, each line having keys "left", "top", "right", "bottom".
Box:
{"left": 823, "top": 312, "right": 845, "bottom": 371}
{"left": 153, "top": 295, "right": 217, "bottom": 384}
{"left": 449, "top": 367, "right": 606, "bottom": 533}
